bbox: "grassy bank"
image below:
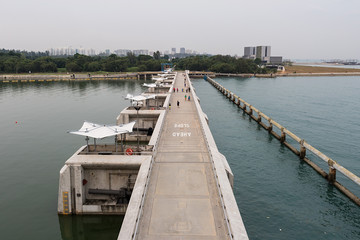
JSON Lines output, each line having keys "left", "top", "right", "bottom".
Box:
{"left": 283, "top": 65, "right": 360, "bottom": 74}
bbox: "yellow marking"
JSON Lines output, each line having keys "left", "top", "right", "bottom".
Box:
{"left": 62, "top": 191, "right": 70, "bottom": 214}
{"left": 3, "top": 80, "right": 9, "bottom": 83}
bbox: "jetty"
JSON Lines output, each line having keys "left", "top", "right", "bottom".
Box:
{"left": 58, "top": 71, "right": 248, "bottom": 239}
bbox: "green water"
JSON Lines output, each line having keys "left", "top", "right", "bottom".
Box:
{"left": 192, "top": 76, "right": 360, "bottom": 240}
{"left": 0, "top": 77, "right": 359, "bottom": 239}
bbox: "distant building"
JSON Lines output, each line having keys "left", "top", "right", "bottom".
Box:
{"left": 270, "top": 56, "right": 283, "bottom": 64}
{"left": 180, "top": 47, "right": 185, "bottom": 54}
{"left": 243, "top": 46, "right": 280, "bottom": 64}
{"left": 256, "top": 46, "right": 271, "bottom": 62}
{"left": 133, "top": 49, "right": 149, "bottom": 56}
{"left": 114, "top": 49, "right": 131, "bottom": 56}
{"left": 171, "top": 48, "right": 176, "bottom": 54}
{"left": 105, "top": 49, "right": 111, "bottom": 56}
{"left": 244, "top": 47, "right": 256, "bottom": 59}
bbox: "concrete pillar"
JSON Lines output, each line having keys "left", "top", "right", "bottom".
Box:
{"left": 328, "top": 166, "right": 336, "bottom": 184}
{"left": 73, "top": 165, "right": 85, "bottom": 214}
{"left": 58, "top": 165, "right": 72, "bottom": 214}
{"left": 256, "top": 111, "right": 261, "bottom": 123}
{"left": 137, "top": 74, "right": 140, "bottom": 80}
{"left": 280, "top": 128, "right": 286, "bottom": 143}
{"left": 144, "top": 74, "right": 147, "bottom": 80}
{"left": 268, "top": 121, "right": 273, "bottom": 133}
{"left": 300, "top": 139, "right": 306, "bottom": 159}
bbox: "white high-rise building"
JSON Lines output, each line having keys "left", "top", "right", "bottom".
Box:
{"left": 243, "top": 46, "right": 271, "bottom": 62}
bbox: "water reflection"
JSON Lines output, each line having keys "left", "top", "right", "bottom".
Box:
{"left": 58, "top": 215, "right": 124, "bottom": 240}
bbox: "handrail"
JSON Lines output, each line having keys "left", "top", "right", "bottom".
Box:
{"left": 130, "top": 72, "right": 177, "bottom": 240}
{"left": 187, "top": 71, "right": 249, "bottom": 239}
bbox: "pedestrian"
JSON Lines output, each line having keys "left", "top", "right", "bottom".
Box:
{"left": 182, "top": 88, "right": 184, "bottom": 92}
{"left": 188, "top": 95, "right": 190, "bottom": 101}
{"left": 184, "top": 83, "right": 186, "bottom": 87}
{"left": 185, "top": 95, "right": 187, "bottom": 101}
{"left": 173, "top": 87, "right": 175, "bottom": 92}
{"left": 177, "top": 100, "right": 180, "bottom": 107}
{"left": 177, "top": 88, "right": 178, "bottom": 92}
{"left": 169, "top": 103, "right": 171, "bottom": 110}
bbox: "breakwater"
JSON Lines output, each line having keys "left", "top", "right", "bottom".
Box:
{"left": 206, "top": 76, "right": 360, "bottom": 206}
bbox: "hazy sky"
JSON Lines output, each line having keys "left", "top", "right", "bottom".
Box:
{"left": 1, "top": 0, "right": 359, "bottom": 59}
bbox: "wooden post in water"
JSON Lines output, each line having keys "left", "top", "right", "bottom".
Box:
{"left": 280, "top": 127, "right": 286, "bottom": 143}
{"left": 248, "top": 105, "right": 253, "bottom": 116}
{"left": 328, "top": 160, "right": 336, "bottom": 184}
{"left": 268, "top": 119, "right": 273, "bottom": 133}
{"left": 256, "top": 111, "right": 261, "bottom": 123}
{"left": 300, "top": 139, "right": 306, "bottom": 159}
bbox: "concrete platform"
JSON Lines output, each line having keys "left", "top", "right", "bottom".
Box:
{"left": 135, "top": 72, "right": 230, "bottom": 239}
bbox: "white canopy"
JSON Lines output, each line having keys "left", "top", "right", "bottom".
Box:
{"left": 125, "top": 94, "right": 156, "bottom": 101}
{"left": 143, "top": 83, "right": 157, "bottom": 88}
{"left": 152, "top": 77, "right": 168, "bottom": 81}
{"left": 69, "top": 121, "right": 136, "bottom": 139}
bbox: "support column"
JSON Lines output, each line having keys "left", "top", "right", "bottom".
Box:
{"left": 256, "top": 111, "right": 262, "bottom": 123}
{"left": 328, "top": 160, "right": 336, "bottom": 184}
{"left": 300, "top": 139, "right": 306, "bottom": 159}
{"left": 280, "top": 128, "right": 286, "bottom": 143}
{"left": 268, "top": 120, "right": 273, "bottom": 133}
{"left": 248, "top": 105, "right": 253, "bottom": 115}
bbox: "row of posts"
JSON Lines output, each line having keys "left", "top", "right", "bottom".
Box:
{"left": 206, "top": 76, "right": 359, "bottom": 206}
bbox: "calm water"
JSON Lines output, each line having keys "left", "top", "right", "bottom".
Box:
{"left": 192, "top": 76, "right": 360, "bottom": 240}
{"left": 0, "top": 76, "right": 359, "bottom": 239}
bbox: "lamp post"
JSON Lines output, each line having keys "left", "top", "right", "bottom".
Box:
{"left": 134, "top": 101, "right": 142, "bottom": 153}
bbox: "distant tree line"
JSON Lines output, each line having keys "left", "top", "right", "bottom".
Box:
{"left": 0, "top": 49, "right": 274, "bottom": 74}
{"left": 174, "top": 55, "right": 275, "bottom": 74}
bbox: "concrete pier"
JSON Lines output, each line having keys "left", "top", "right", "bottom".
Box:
{"left": 119, "top": 72, "right": 248, "bottom": 239}
{"left": 58, "top": 71, "right": 248, "bottom": 239}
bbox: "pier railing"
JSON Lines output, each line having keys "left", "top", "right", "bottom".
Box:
{"left": 122, "top": 72, "right": 176, "bottom": 240}
{"left": 206, "top": 76, "right": 360, "bottom": 206}
{"left": 188, "top": 71, "right": 249, "bottom": 240}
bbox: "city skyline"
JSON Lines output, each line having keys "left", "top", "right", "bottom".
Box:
{"left": 1, "top": 0, "right": 359, "bottom": 59}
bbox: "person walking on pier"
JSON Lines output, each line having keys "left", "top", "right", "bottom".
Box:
{"left": 177, "top": 88, "right": 178, "bottom": 92}
{"left": 177, "top": 100, "right": 180, "bottom": 107}
{"left": 188, "top": 95, "right": 190, "bottom": 101}
{"left": 185, "top": 95, "right": 187, "bottom": 101}
{"left": 169, "top": 103, "right": 171, "bottom": 110}
{"left": 173, "top": 87, "right": 175, "bottom": 92}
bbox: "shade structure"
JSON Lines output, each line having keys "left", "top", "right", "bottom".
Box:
{"left": 125, "top": 94, "right": 156, "bottom": 102}
{"left": 152, "top": 77, "right": 168, "bottom": 81}
{"left": 69, "top": 121, "right": 136, "bottom": 139}
{"left": 143, "top": 83, "right": 157, "bottom": 88}
{"left": 143, "top": 83, "right": 163, "bottom": 88}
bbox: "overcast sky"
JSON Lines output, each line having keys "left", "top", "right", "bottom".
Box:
{"left": 1, "top": 0, "right": 359, "bottom": 59}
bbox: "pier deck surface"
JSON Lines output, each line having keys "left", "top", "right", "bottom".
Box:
{"left": 136, "top": 72, "right": 229, "bottom": 239}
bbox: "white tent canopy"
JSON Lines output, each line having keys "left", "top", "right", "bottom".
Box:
{"left": 69, "top": 121, "right": 136, "bottom": 139}
{"left": 143, "top": 83, "right": 157, "bottom": 88}
{"left": 125, "top": 94, "right": 156, "bottom": 101}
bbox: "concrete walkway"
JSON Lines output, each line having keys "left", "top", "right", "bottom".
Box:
{"left": 136, "top": 72, "right": 229, "bottom": 239}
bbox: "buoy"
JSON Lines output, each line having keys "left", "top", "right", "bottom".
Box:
{"left": 15, "top": 121, "right": 18, "bottom": 124}
{"left": 126, "top": 148, "right": 133, "bottom": 155}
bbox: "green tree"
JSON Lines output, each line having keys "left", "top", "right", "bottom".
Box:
{"left": 153, "top": 51, "right": 161, "bottom": 60}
